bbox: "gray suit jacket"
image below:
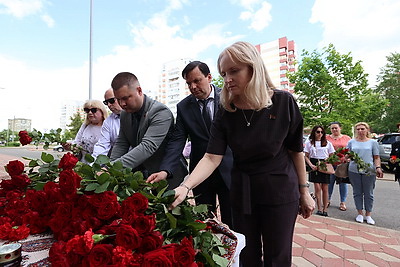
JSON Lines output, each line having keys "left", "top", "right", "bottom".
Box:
{"left": 110, "top": 95, "right": 175, "bottom": 174}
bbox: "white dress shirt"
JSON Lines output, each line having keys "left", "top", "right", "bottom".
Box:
{"left": 197, "top": 86, "right": 215, "bottom": 119}
{"left": 92, "top": 112, "right": 121, "bottom": 158}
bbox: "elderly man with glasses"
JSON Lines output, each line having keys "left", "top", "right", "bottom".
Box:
{"left": 92, "top": 88, "right": 123, "bottom": 158}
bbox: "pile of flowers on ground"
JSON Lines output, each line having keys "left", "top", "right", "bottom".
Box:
{"left": 317, "top": 147, "right": 370, "bottom": 173}
{"left": 0, "top": 149, "right": 232, "bottom": 266}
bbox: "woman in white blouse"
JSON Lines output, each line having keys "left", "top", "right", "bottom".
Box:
{"left": 304, "top": 125, "right": 335, "bottom": 216}
{"left": 64, "top": 100, "right": 108, "bottom": 163}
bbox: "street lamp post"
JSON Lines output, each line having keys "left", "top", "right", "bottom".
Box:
{"left": 89, "top": 0, "right": 93, "bottom": 100}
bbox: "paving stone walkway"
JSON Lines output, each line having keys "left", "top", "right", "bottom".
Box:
{"left": 293, "top": 215, "right": 400, "bottom": 266}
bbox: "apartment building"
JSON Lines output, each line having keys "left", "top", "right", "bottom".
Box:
{"left": 156, "top": 58, "right": 192, "bottom": 117}
{"left": 255, "top": 36, "right": 297, "bottom": 93}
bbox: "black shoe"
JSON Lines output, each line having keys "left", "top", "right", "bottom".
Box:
{"left": 322, "top": 211, "right": 328, "bottom": 217}
{"left": 316, "top": 210, "right": 323, "bottom": 216}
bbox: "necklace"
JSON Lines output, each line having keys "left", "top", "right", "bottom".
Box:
{"left": 241, "top": 109, "right": 255, "bottom": 127}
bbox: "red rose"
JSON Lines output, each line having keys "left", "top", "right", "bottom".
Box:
{"left": 87, "top": 191, "right": 120, "bottom": 220}
{"left": 87, "top": 244, "right": 113, "bottom": 267}
{"left": 18, "top": 131, "right": 32, "bottom": 146}
{"left": 11, "top": 174, "right": 31, "bottom": 189}
{"left": 112, "top": 246, "right": 132, "bottom": 265}
{"left": 56, "top": 226, "right": 78, "bottom": 243}
{"left": 49, "top": 241, "right": 69, "bottom": 267}
{"left": 58, "top": 152, "right": 79, "bottom": 170}
{"left": 132, "top": 214, "right": 156, "bottom": 235}
{"left": 48, "top": 202, "right": 74, "bottom": 233}
{"left": 59, "top": 169, "right": 82, "bottom": 195}
{"left": 142, "top": 248, "right": 173, "bottom": 267}
{"left": 22, "top": 211, "right": 48, "bottom": 234}
{"left": 4, "top": 198, "right": 29, "bottom": 223}
{"left": 96, "top": 198, "right": 120, "bottom": 220}
{"left": 175, "top": 236, "right": 196, "bottom": 267}
{"left": 8, "top": 224, "right": 30, "bottom": 241}
{"left": 0, "top": 222, "right": 12, "bottom": 239}
{"left": 115, "top": 224, "right": 142, "bottom": 250}
{"left": 121, "top": 193, "right": 149, "bottom": 221}
{"left": 0, "top": 179, "right": 15, "bottom": 191}
{"left": 43, "top": 182, "right": 63, "bottom": 202}
{"left": 0, "top": 216, "right": 12, "bottom": 225}
{"left": 88, "top": 191, "right": 117, "bottom": 207}
{"left": 130, "top": 252, "right": 144, "bottom": 266}
{"left": 6, "top": 190, "right": 24, "bottom": 200}
{"left": 65, "top": 229, "right": 94, "bottom": 255}
{"left": 138, "top": 231, "right": 163, "bottom": 253}
{"left": 5, "top": 160, "right": 25, "bottom": 176}
{"left": 25, "top": 190, "right": 48, "bottom": 213}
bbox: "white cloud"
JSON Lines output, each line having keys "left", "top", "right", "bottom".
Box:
{"left": 310, "top": 0, "right": 400, "bottom": 86}
{"left": 0, "top": 0, "right": 54, "bottom": 27}
{"left": 0, "top": 0, "right": 43, "bottom": 17}
{"left": 90, "top": 19, "right": 243, "bottom": 102}
{"left": 0, "top": 54, "right": 88, "bottom": 131}
{"left": 41, "top": 13, "right": 54, "bottom": 27}
{"left": 237, "top": 1, "right": 272, "bottom": 31}
{"left": 0, "top": 2, "right": 244, "bottom": 131}
{"left": 166, "top": 0, "right": 189, "bottom": 10}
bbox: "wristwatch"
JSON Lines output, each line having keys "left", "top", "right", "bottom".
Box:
{"left": 299, "top": 182, "right": 310, "bottom": 188}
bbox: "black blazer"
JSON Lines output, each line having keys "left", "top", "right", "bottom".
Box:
{"left": 160, "top": 85, "right": 233, "bottom": 189}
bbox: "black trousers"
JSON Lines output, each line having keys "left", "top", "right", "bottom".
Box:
{"left": 193, "top": 171, "right": 233, "bottom": 228}
{"left": 233, "top": 200, "right": 299, "bottom": 267}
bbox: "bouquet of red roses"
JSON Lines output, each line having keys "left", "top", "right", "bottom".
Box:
{"left": 0, "top": 153, "right": 232, "bottom": 266}
{"left": 318, "top": 147, "right": 371, "bottom": 173}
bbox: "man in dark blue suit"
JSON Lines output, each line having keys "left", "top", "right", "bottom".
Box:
{"left": 147, "top": 61, "right": 233, "bottom": 227}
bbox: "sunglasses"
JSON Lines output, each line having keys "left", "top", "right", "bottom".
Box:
{"left": 103, "top": 98, "right": 116, "bottom": 105}
{"left": 316, "top": 131, "right": 324, "bottom": 134}
{"left": 84, "top": 108, "right": 98, "bottom": 114}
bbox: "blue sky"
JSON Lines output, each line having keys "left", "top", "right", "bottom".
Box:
{"left": 0, "top": 0, "right": 399, "bottom": 131}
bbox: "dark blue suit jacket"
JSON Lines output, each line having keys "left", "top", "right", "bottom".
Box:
{"left": 160, "top": 85, "right": 233, "bottom": 189}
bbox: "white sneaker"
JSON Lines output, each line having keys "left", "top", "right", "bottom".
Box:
{"left": 365, "top": 216, "right": 375, "bottom": 225}
{"left": 355, "top": 214, "right": 364, "bottom": 223}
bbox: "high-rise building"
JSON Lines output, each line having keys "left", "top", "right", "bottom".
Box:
{"left": 156, "top": 58, "right": 192, "bottom": 117}
{"left": 59, "top": 100, "right": 85, "bottom": 133}
{"left": 255, "top": 36, "right": 297, "bottom": 93}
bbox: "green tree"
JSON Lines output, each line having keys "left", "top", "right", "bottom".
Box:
{"left": 64, "top": 112, "right": 83, "bottom": 140}
{"left": 212, "top": 75, "right": 224, "bottom": 88}
{"left": 0, "top": 129, "right": 7, "bottom": 143}
{"left": 373, "top": 52, "right": 400, "bottom": 133}
{"left": 289, "top": 44, "right": 385, "bottom": 134}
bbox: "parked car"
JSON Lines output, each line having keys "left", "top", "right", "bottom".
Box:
{"left": 53, "top": 145, "right": 65, "bottom": 152}
{"left": 378, "top": 132, "right": 400, "bottom": 171}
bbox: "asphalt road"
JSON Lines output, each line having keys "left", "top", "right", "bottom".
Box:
{"left": 1, "top": 146, "right": 399, "bottom": 231}
{"left": 327, "top": 173, "right": 400, "bottom": 231}
{"left": 0, "top": 145, "right": 64, "bottom": 159}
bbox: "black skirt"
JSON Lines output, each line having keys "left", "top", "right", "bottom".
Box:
{"left": 308, "top": 158, "right": 330, "bottom": 184}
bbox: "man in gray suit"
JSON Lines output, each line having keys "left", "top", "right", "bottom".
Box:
{"left": 110, "top": 72, "right": 187, "bottom": 179}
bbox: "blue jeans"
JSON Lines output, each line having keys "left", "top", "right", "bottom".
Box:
{"left": 328, "top": 174, "right": 348, "bottom": 202}
{"left": 348, "top": 171, "right": 376, "bottom": 212}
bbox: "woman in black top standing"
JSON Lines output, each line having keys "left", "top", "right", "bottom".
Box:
{"left": 172, "top": 41, "right": 315, "bottom": 266}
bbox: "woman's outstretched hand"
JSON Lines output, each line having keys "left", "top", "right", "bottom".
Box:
{"left": 169, "top": 186, "right": 189, "bottom": 210}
